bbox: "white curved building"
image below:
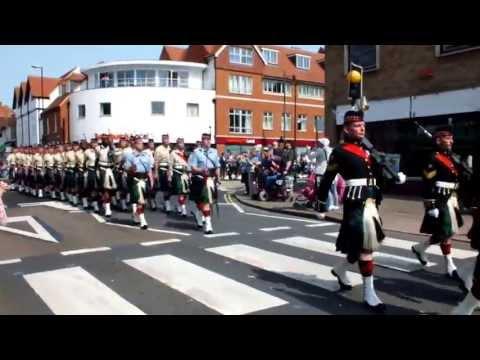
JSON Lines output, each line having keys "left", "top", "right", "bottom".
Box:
{"left": 69, "top": 60, "right": 216, "bottom": 144}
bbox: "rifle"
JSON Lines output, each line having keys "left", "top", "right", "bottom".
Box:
{"left": 361, "top": 137, "right": 401, "bottom": 183}
{"left": 414, "top": 121, "right": 473, "bottom": 179}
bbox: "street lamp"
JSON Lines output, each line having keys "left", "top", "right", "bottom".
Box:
{"left": 32, "top": 65, "right": 44, "bottom": 145}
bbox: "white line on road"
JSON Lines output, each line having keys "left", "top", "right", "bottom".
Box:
{"left": 206, "top": 244, "right": 362, "bottom": 292}
{"left": 140, "top": 239, "right": 182, "bottom": 246}
{"left": 0, "top": 258, "right": 22, "bottom": 265}
{"left": 204, "top": 232, "right": 240, "bottom": 238}
{"left": 91, "top": 213, "right": 106, "bottom": 223}
{"left": 123, "top": 254, "right": 287, "bottom": 315}
{"left": 147, "top": 228, "right": 192, "bottom": 236}
{"left": 61, "top": 247, "right": 111, "bottom": 256}
{"left": 259, "top": 226, "right": 292, "bottom": 232}
{"left": 244, "top": 212, "right": 319, "bottom": 223}
{"left": 24, "top": 267, "right": 145, "bottom": 315}
{"left": 305, "top": 223, "right": 336, "bottom": 228}
{"left": 69, "top": 210, "right": 86, "bottom": 214}
{"left": 324, "top": 232, "right": 477, "bottom": 259}
{"left": 231, "top": 202, "right": 245, "bottom": 214}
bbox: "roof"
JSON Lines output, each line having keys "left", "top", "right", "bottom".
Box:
{"left": 60, "top": 67, "right": 87, "bottom": 83}
{"left": 0, "top": 105, "right": 14, "bottom": 128}
{"left": 160, "top": 45, "right": 222, "bottom": 63}
{"left": 26, "top": 76, "right": 60, "bottom": 98}
{"left": 12, "top": 86, "right": 20, "bottom": 108}
{"left": 43, "top": 94, "right": 69, "bottom": 113}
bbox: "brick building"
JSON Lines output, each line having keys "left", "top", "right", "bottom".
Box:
{"left": 0, "top": 103, "right": 15, "bottom": 150}
{"left": 325, "top": 45, "right": 480, "bottom": 176}
{"left": 161, "top": 45, "right": 326, "bottom": 154}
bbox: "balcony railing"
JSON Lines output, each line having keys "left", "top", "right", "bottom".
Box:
{"left": 95, "top": 77, "right": 189, "bottom": 89}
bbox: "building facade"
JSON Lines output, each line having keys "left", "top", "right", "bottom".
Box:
{"left": 325, "top": 45, "right": 480, "bottom": 176}
{"left": 161, "top": 45, "right": 326, "bottom": 154}
{"left": 0, "top": 103, "right": 15, "bottom": 151}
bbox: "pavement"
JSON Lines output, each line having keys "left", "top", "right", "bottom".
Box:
{"left": 229, "top": 181, "right": 473, "bottom": 243}
{"left": 0, "top": 186, "right": 477, "bottom": 315}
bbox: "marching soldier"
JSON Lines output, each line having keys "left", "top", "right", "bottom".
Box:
{"left": 124, "top": 136, "right": 153, "bottom": 229}
{"left": 43, "top": 145, "right": 56, "bottom": 199}
{"left": 53, "top": 144, "right": 66, "bottom": 201}
{"left": 32, "top": 145, "right": 45, "bottom": 198}
{"left": 97, "top": 135, "right": 117, "bottom": 217}
{"left": 316, "top": 110, "right": 406, "bottom": 313}
{"left": 6, "top": 147, "right": 17, "bottom": 190}
{"left": 64, "top": 143, "right": 77, "bottom": 204}
{"left": 145, "top": 138, "right": 157, "bottom": 211}
{"left": 188, "top": 133, "right": 220, "bottom": 234}
{"left": 170, "top": 137, "right": 190, "bottom": 217}
{"left": 24, "top": 147, "right": 34, "bottom": 195}
{"left": 154, "top": 134, "right": 172, "bottom": 213}
{"left": 411, "top": 126, "right": 467, "bottom": 291}
{"left": 16, "top": 147, "right": 25, "bottom": 193}
{"left": 113, "top": 136, "right": 131, "bottom": 212}
{"left": 82, "top": 139, "right": 100, "bottom": 212}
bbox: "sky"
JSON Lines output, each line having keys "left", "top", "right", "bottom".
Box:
{"left": 0, "top": 45, "right": 322, "bottom": 107}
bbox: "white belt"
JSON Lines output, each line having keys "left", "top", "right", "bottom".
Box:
{"left": 159, "top": 163, "right": 169, "bottom": 167}
{"left": 345, "top": 178, "right": 376, "bottom": 187}
{"left": 435, "top": 181, "right": 459, "bottom": 190}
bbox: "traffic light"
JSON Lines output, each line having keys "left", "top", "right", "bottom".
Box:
{"left": 347, "top": 63, "right": 363, "bottom": 104}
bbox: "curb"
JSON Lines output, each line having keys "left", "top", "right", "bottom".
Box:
{"left": 232, "top": 192, "right": 471, "bottom": 244}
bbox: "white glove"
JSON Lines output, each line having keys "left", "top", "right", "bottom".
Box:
{"left": 427, "top": 208, "right": 440, "bottom": 218}
{"left": 395, "top": 172, "right": 407, "bottom": 185}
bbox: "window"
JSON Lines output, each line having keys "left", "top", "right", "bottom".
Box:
{"left": 229, "top": 47, "right": 253, "bottom": 65}
{"left": 229, "top": 109, "right": 252, "bottom": 134}
{"left": 151, "top": 101, "right": 165, "bottom": 115}
{"left": 117, "top": 70, "right": 135, "bottom": 87}
{"left": 78, "top": 105, "right": 86, "bottom": 119}
{"left": 298, "top": 84, "right": 324, "bottom": 99}
{"left": 61, "top": 84, "right": 67, "bottom": 95}
{"left": 262, "top": 48, "right": 278, "bottom": 65}
{"left": 296, "top": 55, "right": 311, "bottom": 70}
{"left": 345, "top": 45, "right": 379, "bottom": 72}
{"left": 99, "top": 72, "right": 114, "bottom": 88}
{"left": 437, "top": 45, "right": 480, "bottom": 56}
{"left": 314, "top": 116, "right": 325, "bottom": 132}
{"left": 263, "top": 112, "right": 274, "bottom": 130}
{"left": 159, "top": 70, "right": 189, "bottom": 88}
{"left": 229, "top": 75, "right": 253, "bottom": 95}
{"left": 53, "top": 113, "right": 58, "bottom": 133}
{"left": 136, "top": 70, "right": 156, "bottom": 87}
{"left": 187, "top": 103, "right": 199, "bottom": 117}
{"left": 100, "top": 103, "right": 111, "bottom": 117}
{"left": 263, "top": 79, "right": 291, "bottom": 96}
{"left": 297, "top": 115, "right": 308, "bottom": 132}
{"left": 281, "top": 113, "right": 291, "bottom": 131}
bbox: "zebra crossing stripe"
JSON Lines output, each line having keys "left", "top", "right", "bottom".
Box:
{"left": 124, "top": 254, "right": 287, "bottom": 315}
{"left": 259, "top": 227, "right": 292, "bottom": 232}
{"left": 272, "top": 237, "right": 437, "bottom": 273}
{"left": 140, "top": 239, "right": 182, "bottom": 246}
{"left": 206, "top": 244, "right": 363, "bottom": 292}
{"left": 24, "top": 267, "right": 145, "bottom": 315}
{"left": 324, "top": 232, "right": 477, "bottom": 259}
{"left": 305, "top": 223, "right": 336, "bottom": 228}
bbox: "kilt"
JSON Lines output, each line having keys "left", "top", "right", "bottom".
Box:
{"left": 99, "top": 167, "right": 117, "bottom": 191}
{"left": 44, "top": 168, "right": 55, "bottom": 187}
{"left": 8, "top": 166, "right": 16, "bottom": 182}
{"left": 84, "top": 168, "right": 99, "bottom": 193}
{"left": 189, "top": 175, "right": 215, "bottom": 204}
{"left": 171, "top": 170, "right": 190, "bottom": 195}
{"left": 54, "top": 168, "right": 64, "bottom": 190}
{"left": 34, "top": 168, "right": 44, "bottom": 187}
{"left": 64, "top": 168, "right": 77, "bottom": 189}
{"left": 158, "top": 167, "right": 171, "bottom": 193}
{"left": 114, "top": 168, "right": 129, "bottom": 193}
{"left": 420, "top": 193, "right": 464, "bottom": 243}
{"left": 337, "top": 198, "right": 385, "bottom": 263}
{"left": 26, "top": 168, "right": 35, "bottom": 187}
{"left": 130, "top": 173, "right": 148, "bottom": 205}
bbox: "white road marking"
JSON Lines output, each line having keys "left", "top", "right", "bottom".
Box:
{"left": 260, "top": 226, "right": 292, "bottom": 232}
{"left": 230, "top": 202, "right": 245, "bottom": 214}
{"left": 0, "top": 216, "right": 58, "bottom": 243}
{"left": 104, "top": 222, "right": 191, "bottom": 236}
{"left": 305, "top": 222, "right": 336, "bottom": 228}
{"left": 206, "top": 244, "right": 362, "bottom": 291}
{"left": 61, "top": 247, "right": 111, "bottom": 256}
{"left": 91, "top": 213, "right": 106, "bottom": 223}
{"left": 18, "top": 201, "right": 78, "bottom": 212}
{"left": 204, "top": 232, "right": 240, "bottom": 238}
{"left": 69, "top": 210, "right": 85, "bottom": 214}
{"left": 324, "top": 232, "right": 477, "bottom": 259}
{"left": 244, "top": 212, "right": 318, "bottom": 223}
{"left": 124, "top": 254, "right": 287, "bottom": 315}
{"left": 140, "top": 239, "right": 182, "bottom": 246}
{"left": 0, "top": 258, "right": 22, "bottom": 265}
{"left": 24, "top": 267, "right": 145, "bottom": 315}
{"left": 273, "top": 237, "right": 436, "bottom": 273}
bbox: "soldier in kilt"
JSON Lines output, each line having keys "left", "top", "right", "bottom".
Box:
{"left": 97, "top": 135, "right": 117, "bottom": 217}
{"left": 24, "top": 147, "right": 34, "bottom": 195}
{"left": 144, "top": 138, "right": 157, "bottom": 211}
{"left": 43, "top": 145, "right": 56, "bottom": 199}
{"left": 316, "top": 111, "right": 406, "bottom": 313}
{"left": 32, "top": 146, "right": 45, "bottom": 198}
{"left": 82, "top": 139, "right": 100, "bottom": 212}
{"left": 412, "top": 127, "right": 467, "bottom": 291}
{"left": 154, "top": 134, "right": 172, "bottom": 213}
{"left": 170, "top": 137, "right": 190, "bottom": 217}
{"left": 6, "top": 147, "right": 17, "bottom": 190}
{"left": 64, "top": 143, "right": 78, "bottom": 204}
{"left": 113, "top": 137, "right": 131, "bottom": 212}
{"left": 15, "top": 147, "right": 25, "bottom": 192}
{"left": 53, "top": 144, "right": 66, "bottom": 201}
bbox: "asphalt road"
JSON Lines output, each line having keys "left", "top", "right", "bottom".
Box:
{"left": 0, "top": 188, "right": 477, "bottom": 315}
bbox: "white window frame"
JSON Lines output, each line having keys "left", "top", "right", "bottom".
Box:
{"left": 229, "top": 109, "right": 253, "bottom": 134}
{"left": 343, "top": 45, "right": 381, "bottom": 74}
{"left": 229, "top": 75, "right": 253, "bottom": 95}
{"left": 314, "top": 115, "right": 325, "bottom": 132}
{"left": 186, "top": 103, "right": 199, "bottom": 117}
{"left": 298, "top": 84, "right": 324, "bottom": 99}
{"left": 297, "top": 114, "right": 308, "bottom": 132}
{"left": 262, "top": 48, "right": 279, "bottom": 65}
{"left": 78, "top": 104, "right": 86, "bottom": 119}
{"left": 151, "top": 101, "right": 165, "bottom": 116}
{"left": 263, "top": 112, "right": 274, "bottom": 130}
{"left": 281, "top": 113, "right": 292, "bottom": 131}
{"left": 98, "top": 72, "right": 114, "bottom": 88}
{"left": 435, "top": 45, "right": 480, "bottom": 57}
{"left": 263, "top": 78, "right": 292, "bottom": 96}
{"left": 296, "top": 54, "right": 311, "bottom": 70}
{"left": 229, "top": 47, "right": 254, "bottom": 66}
{"left": 117, "top": 70, "right": 135, "bottom": 87}
{"left": 158, "top": 70, "right": 189, "bottom": 88}
{"left": 100, "top": 103, "right": 111, "bottom": 117}
{"left": 135, "top": 69, "right": 156, "bottom": 87}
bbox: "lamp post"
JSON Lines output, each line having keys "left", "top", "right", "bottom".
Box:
{"left": 31, "top": 65, "right": 44, "bottom": 145}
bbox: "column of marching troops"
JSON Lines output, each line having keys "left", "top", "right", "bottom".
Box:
{"left": 5, "top": 132, "right": 220, "bottom": 235}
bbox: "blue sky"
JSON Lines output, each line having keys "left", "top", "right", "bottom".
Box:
{"left": 0, "top": 45, "right": 322, "bottom": 107}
